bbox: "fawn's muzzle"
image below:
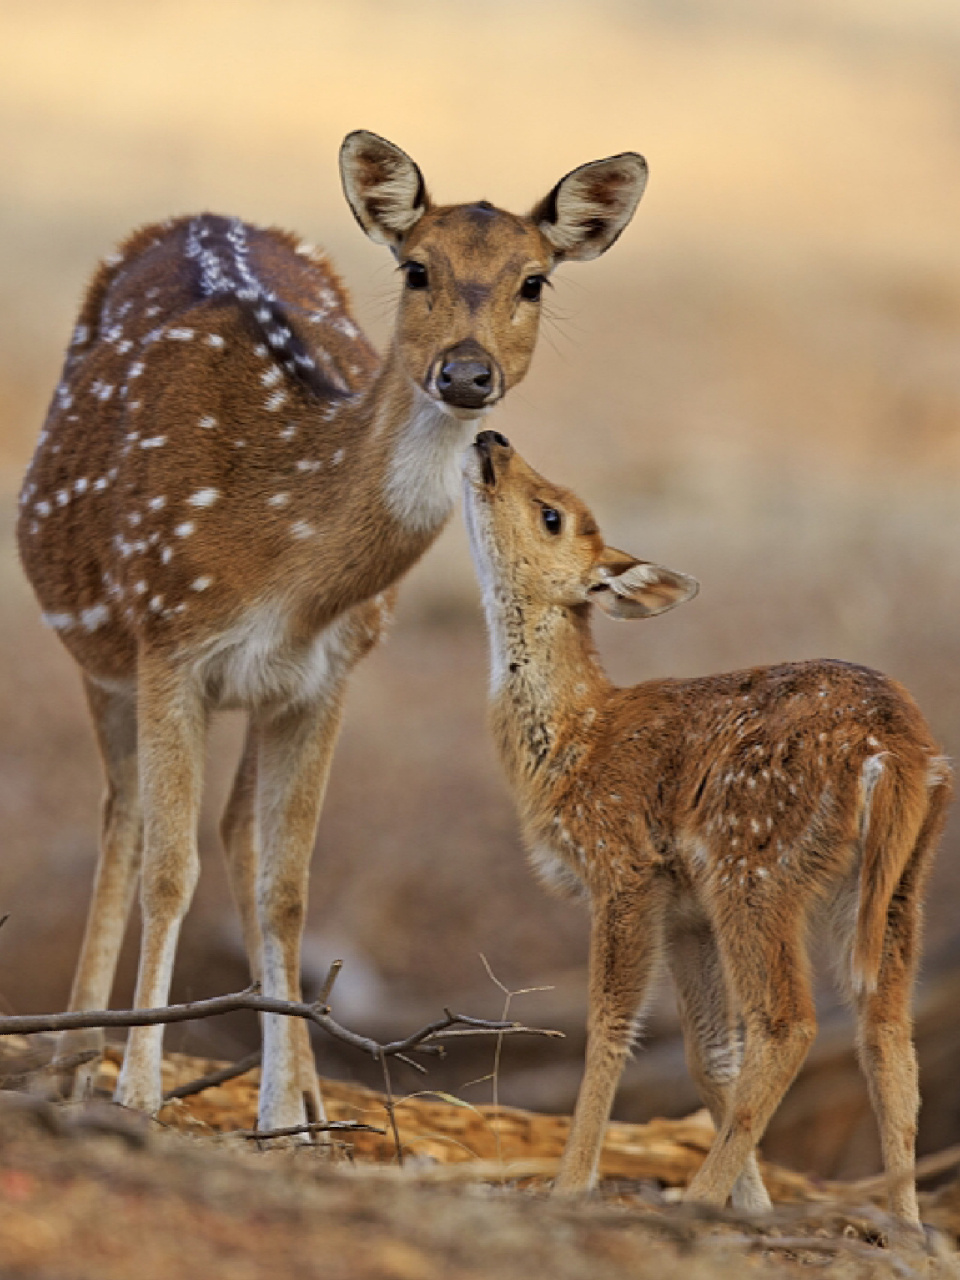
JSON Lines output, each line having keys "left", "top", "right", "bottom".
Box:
{"left": 473, "top": 429, "right": 512, "bottom": 487}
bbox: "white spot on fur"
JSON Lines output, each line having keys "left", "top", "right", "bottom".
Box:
{"left": 167, "top": 328, "right": 195, "bottom": 341}
{"left": 80, "top": 604, "right": 110, "bottom": 631}
{"left": 191, "top": 576, "right": 213, "bottom": 592}
{"left": 267, "top": 493, "right": 290, "bottom": 507}
{"left": 290, "top": 520, "right": 315, "bottom": 539}
{"left": 174, "top": 521, "right": 195, "bottom": 538}
{"left": 42, "top": 611, "right": 75, "bottom": 630}
{"left": 140, "top": 436, "right": 167, "bottom": 449}
{"left": 198, "top": 415, "right": 217, "bottom": 429}
{"left": 205, "top": 334, "right": 225, "bottom": 349}
{"left": 265, "top": 390, "right": 288, "bottom": 412}
{"left": 148, "top": 496, "right": 166, "bottom": 511}
{"left": 187, "top": 488, "right": 220, "bottom": 508}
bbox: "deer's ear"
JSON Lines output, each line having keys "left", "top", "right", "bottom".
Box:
{"left": 588, "top": 549, "right": 699, "bottom": 620}
{"left": 340, "top": 131, "right": 430, "bottom": 252}
{"left": 531, "top": 153, "right": 648, "bottom": 262}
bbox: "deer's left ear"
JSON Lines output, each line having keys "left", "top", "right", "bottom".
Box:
{"left": 588, "top": 548, "right": 699, "bottom": 620}
{"left": 531, "top": 153, "right": 648, "bottom": 262}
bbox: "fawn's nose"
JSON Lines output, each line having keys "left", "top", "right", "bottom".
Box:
{"left": 475, "top": 430, "right": 511, "bottom": 451}
{"left": 434, "top": 341, "right": 501, "bottom": 410}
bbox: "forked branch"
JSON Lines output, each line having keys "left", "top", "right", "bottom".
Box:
{"left": 0, "top": 986, "right": 561, "bottom": 1063}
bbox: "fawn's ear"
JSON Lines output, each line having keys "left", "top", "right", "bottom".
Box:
{"left": 340, "top": 131, "right": 430, "bottom": 252}
{"left": 531, "top": 153, "right": 648, "bottom": 262}
{"left": 589, "top": 547, "right": 699, "bottom": 620}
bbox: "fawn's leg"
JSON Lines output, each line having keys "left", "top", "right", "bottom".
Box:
{"left": 115, "top": 656, "right": 206, "bottom": 1114}
{"left": 221, "top": 724, "right": 327, "bottom": 1127}
{"left": 667, "top": 919, "right": 770, "bottom": 1212}
{"left": 57, "top": 676, "right": 142, "bottom": 1097}
{"left": 254, "top": 690, "right": 345, "bottom": 1135}
{"left": 856, "top": 777, "right": 949, "bottom": 1227}
{"left": 554, "top": 883, "right": 666, "bottom": 1194}
{"left": 686, "top": 911, "right": 816, "bottom": 1207}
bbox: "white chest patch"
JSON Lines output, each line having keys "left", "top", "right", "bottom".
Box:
{"left": 191, "top": 601, "right": 357, "bottom": 710}
{"left": 384, "top": 396, "right": 475, "bottom": 534}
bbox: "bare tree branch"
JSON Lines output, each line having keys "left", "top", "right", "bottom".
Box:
{"left": 235, "top": 1120, "right": 385, "bottom": 1141}
{"left": 0, "top": 987, "right": 555, "bottom": 1065}
{"left": 163, "top": 1051, "right": 262, "bottom": 1102}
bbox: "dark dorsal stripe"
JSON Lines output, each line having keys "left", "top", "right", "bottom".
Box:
{"left": 184, "top": 216, "right": 350, "bottom": 401}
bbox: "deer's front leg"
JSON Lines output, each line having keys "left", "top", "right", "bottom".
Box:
{"left": 116, "top": 656, "right": 207, "bottom": 1115}
{"left": 554, "top": 881, "right": 666, "bottom": 1195}
{"left": 254, "top": 691, "right": 345, "bottom": 1135}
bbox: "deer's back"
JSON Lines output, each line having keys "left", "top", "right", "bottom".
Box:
{"left": 17, "top": 215, "right": 380, "bottom": 683}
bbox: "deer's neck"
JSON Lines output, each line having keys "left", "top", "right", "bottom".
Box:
{"left": 485, "top": 593, "right": 610, "bottom": 791}
{"left": 289, "top": 346, "right": 477, "bottom": 622}
{"left": 363, "top": 345, "right": 478, "bottom": 536}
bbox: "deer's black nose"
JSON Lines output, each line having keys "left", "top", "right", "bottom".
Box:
{"left": 434, "top": 341, "right": 500, "bottom": 409}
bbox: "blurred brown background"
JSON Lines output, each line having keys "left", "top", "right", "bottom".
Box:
{"left": 0, "top": 0, "right": 958, "bottom": 1179}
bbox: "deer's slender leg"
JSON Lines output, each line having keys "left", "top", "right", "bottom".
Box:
{"left": 686, "top": 907, "right": 816, "bottom": 1207}
{"left": 115, "top": 655, "right": 207, "bottom": 1115}
{"left": 253, "top": 689, "right": 346, "bottom": 1134}
{"left": 221, "top": 723, "right": 327, "bottom": 1127}
{"left": 667, "top": 919, "right": 770, "bottom": 1211}
{"left": 853, "top": 792, "right": 942, "bottom": 1227}
{"left": 554, "top": 882, "right": 666, "bottom": 1195}
{"left": 56, "top": 676, "right": 142, "bottom": 1096}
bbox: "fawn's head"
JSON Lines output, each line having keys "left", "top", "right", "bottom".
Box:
{"left": 340, "top": 131, "right": 648, "bottom": 419}
{"left": 463, "top": 431, "right": 699, "bottom": 618}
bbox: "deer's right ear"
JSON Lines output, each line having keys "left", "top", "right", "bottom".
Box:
{"left": 340, "top": 131, "right": 430, "bottom": 252}
{"left": 531, "top": 153, "right": 648, "bottom": 262}
{"left": 589, "top": 551, "right": 699, "bottom": 620}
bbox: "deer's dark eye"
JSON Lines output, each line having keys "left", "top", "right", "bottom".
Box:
{"left": 541, "top": 506, "right": 562, "bottom": 535}
{"left": 404, "top": 262, "right": 429, "bottom": 290}
{"left": 520, "top": 274, "right": 546, "bottom": 301}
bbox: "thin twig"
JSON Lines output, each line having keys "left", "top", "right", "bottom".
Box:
{"left": 0, "top": 988, "right": 542, "bottom": 1065}
{"left": 316, "top": 959, "right": 343, "bottom": 1011}
{"left": 378, "top": 1048, "right": 404, "bottom": 1168}
{"left": 234, "top": 1120, "right": 385, "bottom": 1140}
{"left": 163, "top": 1050, "right": 262, "bottom": 1102}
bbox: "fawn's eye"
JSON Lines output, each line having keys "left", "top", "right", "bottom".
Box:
{"left": 403, "top": 262, "right": 429, "bottom": 290}
{"left": 520, "top": 274, "right": 546, "bottom": 301}
{"left": 541, "top": 506, "right": 562, "bottom": 535}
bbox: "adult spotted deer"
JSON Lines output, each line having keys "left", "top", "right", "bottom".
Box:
{"left": 16, "top": 132, "right": 648, "bottom": 1131}
{"left": 463, "top": 431, "right": 952, "bottom": 1224}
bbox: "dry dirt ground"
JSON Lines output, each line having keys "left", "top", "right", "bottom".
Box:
{"left": 0, "top": 1043, "right": 959, "bottom": 1279}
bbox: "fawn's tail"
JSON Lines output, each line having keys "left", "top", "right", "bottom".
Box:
{"left": 852, "top": 752, "right": 952, "bottom": 996}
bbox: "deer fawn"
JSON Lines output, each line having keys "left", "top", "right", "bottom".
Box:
{"left": 16, "top": 132, "right": 648, "bottom": 1132}
{"left": 463, "top": 431, "right": 952, "bottom": 1223}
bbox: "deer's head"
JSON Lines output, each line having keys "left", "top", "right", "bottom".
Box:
{"left": 340, "top": 131, "right": 648, "bottom": 420}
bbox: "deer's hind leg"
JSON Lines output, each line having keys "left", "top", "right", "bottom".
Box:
{"left": 56, "top": 675, "right": 142, "bottom": 1097}
{"left": 667, "top": 917, "right": 769, "bottom": 1211}
{"left": 854, "top": 774, "right": 950, "bottom": 1226}
{"left": 221, "top": 723, "right": 327, "bottom": 1131}
{"left": 686, "top": 890, "right": 817, "bottom": 1208}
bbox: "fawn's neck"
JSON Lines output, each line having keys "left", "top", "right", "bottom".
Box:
{"left": 484, "top": 592, "right": 610, "bottom": 789}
